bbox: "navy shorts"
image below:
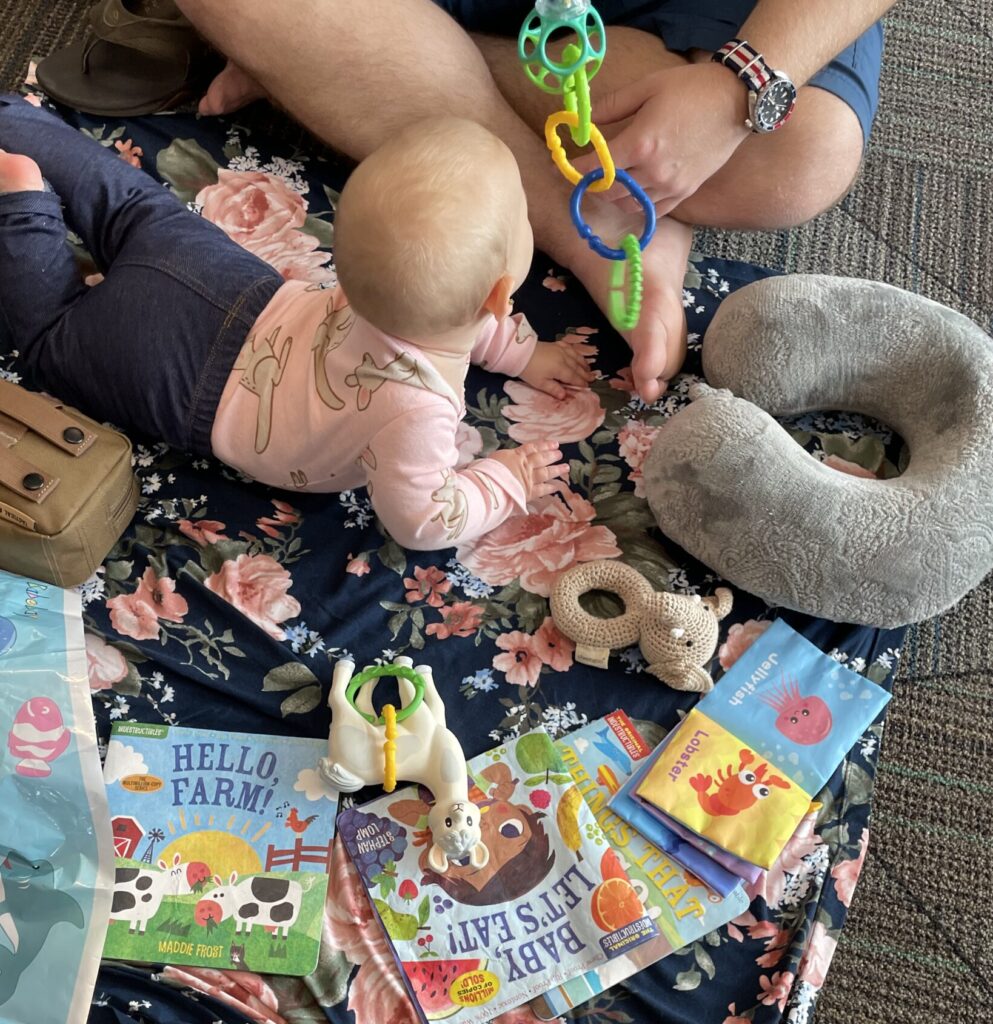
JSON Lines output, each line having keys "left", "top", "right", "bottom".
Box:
{"left": 437, "top": 0, "right": 883, "bottom": 146}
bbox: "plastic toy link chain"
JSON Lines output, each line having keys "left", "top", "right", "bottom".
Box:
{"left": 519, "top": 1, "right": 655, "bottom": 331}
{"left": 345, "top": 664, "right": 426, "bottom": 793}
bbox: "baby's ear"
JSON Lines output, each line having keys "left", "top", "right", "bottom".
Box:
{"left": 480, "top": 273, "right": 515, "bottom": 320}
{"left": 427, "top": 844, "right": 449, "bottom": 874}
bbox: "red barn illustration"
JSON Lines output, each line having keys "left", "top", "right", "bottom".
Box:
{"left": 111, "top": 815, "right": 144, "bottom": 858}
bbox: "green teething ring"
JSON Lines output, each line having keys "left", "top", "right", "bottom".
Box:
{"left": 346, "top": 665, "right": 425, "bottom": 725}
{"left": 608, "top": 234, "right": 644, "bottom": 331}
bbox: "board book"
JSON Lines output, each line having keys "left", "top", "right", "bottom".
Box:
{"left": 534, "top": 712, "right": 749, "bottom": 1017}
{"left": 337, "top": 728, "right": 659, "bottom": 1024}
{"left": 102, "top": 722, "right": 338, "bottom": 976}
{"left": 634, "top": 620, "right": 891, "bottom": 868}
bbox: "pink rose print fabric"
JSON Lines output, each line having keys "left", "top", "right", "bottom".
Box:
{"left": 40, "top": 100, "right": 901, "bottom": 1024}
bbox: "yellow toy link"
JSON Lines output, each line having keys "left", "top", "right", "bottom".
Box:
{"left": 382, "top": 703, "right": 398, "bottom": 792}
{"left": 545, "top": 110, "right": 615, "bottom": 192}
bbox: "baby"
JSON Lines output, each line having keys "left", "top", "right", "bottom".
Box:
{"left": 0, "top": 98, "right": 594, "bottom": 549}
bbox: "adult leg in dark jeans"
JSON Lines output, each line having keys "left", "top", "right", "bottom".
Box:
{"left": 0, "top": 96, "right": 281, "bottom": 454}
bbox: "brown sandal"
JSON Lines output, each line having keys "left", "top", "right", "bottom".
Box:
{"left": 35, "top": 0, "right": 214, "bottom": 116}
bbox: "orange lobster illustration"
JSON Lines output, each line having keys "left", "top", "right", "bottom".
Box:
{"left": 689, "top": 749, "right": 790, "bottom": 817}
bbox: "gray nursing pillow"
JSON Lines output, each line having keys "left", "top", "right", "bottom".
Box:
{"left": 642, "top": 274, "right": 993, "bottom": 627}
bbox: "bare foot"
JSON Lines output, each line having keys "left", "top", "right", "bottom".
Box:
{"left": 563, "top": 199, "right": 691, "bottom": 403}
{"left": 198, "top": 59, "right": 267, "bottom": 116}
{"left": 0, "top": 151, "right": 44, "bottom": 192}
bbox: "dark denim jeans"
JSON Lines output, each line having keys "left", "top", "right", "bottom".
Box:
{"left": 0, "top": 96, "right": 282, "bottom": 456}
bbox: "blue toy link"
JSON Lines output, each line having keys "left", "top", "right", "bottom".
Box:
{"left": 569, "top": 168, "right": 657, "bottom": 260}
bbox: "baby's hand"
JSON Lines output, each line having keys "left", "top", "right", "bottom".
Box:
{"left": 489, "top": 441, "right": 569, "bottom": 502}
{"left": 520, "top": 339, "right": 597, "bottom": 400}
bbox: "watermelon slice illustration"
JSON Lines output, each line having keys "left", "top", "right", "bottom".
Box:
{"left": 403, "top": 958, "right": 487, "bottom": 1020}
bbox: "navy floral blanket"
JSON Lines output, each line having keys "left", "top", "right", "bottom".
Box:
{"left": 10, "top": 91, "right": 903, "bottom": 1024}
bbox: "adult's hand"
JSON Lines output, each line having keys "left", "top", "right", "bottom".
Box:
{"left": 578, "top": 61, "right": 753, "bottom": 215}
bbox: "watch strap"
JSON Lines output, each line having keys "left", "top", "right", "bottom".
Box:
{"left": 712, "top": 39, "right": 773, "bottom": 92}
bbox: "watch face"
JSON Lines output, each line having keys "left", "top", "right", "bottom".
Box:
{"left": 754, "top": 78, "right": 797, "bottom": 131}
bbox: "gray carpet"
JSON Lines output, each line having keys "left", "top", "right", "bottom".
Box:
{"left": 2, "top": 2, "right": 991, "bottom": 1021}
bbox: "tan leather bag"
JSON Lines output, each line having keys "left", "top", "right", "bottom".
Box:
{"left": 0, "top": 380, "right": 138, "bottom": 587}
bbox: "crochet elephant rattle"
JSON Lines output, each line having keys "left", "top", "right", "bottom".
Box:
{"left": 550, "top": 560, "right": 733, "bottom": 692}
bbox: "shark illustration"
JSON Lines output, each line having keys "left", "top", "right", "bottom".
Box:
{"left": 0, "top": 851, "right": 84, "bottom": 1005}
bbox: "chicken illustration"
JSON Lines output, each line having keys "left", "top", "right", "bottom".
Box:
{"left": 285, "top": 808, "right": 318, "bottom": 834}
{"left": 690, "top": 749, "right": 790, "bottom": 817}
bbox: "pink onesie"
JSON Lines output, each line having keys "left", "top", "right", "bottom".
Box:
{"left": 210, "top": 280, "right": 539, "bottom": 550}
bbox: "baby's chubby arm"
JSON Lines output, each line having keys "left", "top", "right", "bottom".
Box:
{"left": 362, "top": 405, "right": 567, "bottom": 551}
{"left": 471, "top": 311, "right": 596, "bottom": 400}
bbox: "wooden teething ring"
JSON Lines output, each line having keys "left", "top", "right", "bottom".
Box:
{"left": 549, "top": 560, "right": 654, "bottom": 649}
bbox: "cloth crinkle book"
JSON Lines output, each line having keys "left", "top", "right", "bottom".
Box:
{"left": 634, "top": 620, "right": 891, "bottom": 868}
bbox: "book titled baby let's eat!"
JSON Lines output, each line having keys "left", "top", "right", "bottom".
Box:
{"left": 102, "top": 722, "right": 338, "bottom": 976}
{"left": 337, "top": 729, "right": 659, "bottom": 1024}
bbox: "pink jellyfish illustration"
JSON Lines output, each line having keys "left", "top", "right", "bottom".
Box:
{"left": 760, "top": 675, "right": 833, "bottom": 745}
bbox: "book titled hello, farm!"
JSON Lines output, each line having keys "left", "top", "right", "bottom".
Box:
{"left": 102, "top": 722, "right": 338, "bottom": 976}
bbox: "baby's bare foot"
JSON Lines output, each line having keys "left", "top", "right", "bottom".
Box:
{"left": 198, "top": 60, "right": 267, "bottom": 116}
{"left": 0, "top": 151, "right": 44, "bottom": 193}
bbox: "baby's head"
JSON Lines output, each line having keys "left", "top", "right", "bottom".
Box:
{"left": 334, "top": 117, "right": 533, "bottom": 342}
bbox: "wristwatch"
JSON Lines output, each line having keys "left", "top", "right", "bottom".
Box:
{"left": 712, "top": 39, "right": 797, "bottom": 133}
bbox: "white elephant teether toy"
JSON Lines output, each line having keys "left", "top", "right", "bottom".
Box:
{"left": 550, "top": 559, "right": 733, "bottom": 692}
{"left": 319, "top": 656, "right": 489, "bottom": 874}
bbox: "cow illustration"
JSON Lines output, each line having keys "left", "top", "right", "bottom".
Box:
{"left": 194, "top": 872, "right": 303, "bottom": 939}
{"left": 110, "top": 853, "right": 210, "bottom": 934}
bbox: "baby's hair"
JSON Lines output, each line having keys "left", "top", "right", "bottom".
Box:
{"left": 334, "top": 117, "right": 521, "bottom": 339}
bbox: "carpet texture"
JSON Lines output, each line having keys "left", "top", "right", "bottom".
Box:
{"left": 2, "top": 2, "right": 990, "bottom": 1021}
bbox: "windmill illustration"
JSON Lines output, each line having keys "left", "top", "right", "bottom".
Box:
{"left": 140, "top": 828, "right": 166, "bottom": 863}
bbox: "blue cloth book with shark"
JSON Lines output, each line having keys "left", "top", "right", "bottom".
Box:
{"left": 0, "top": 571, "right": 114, "bottom": 1024}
